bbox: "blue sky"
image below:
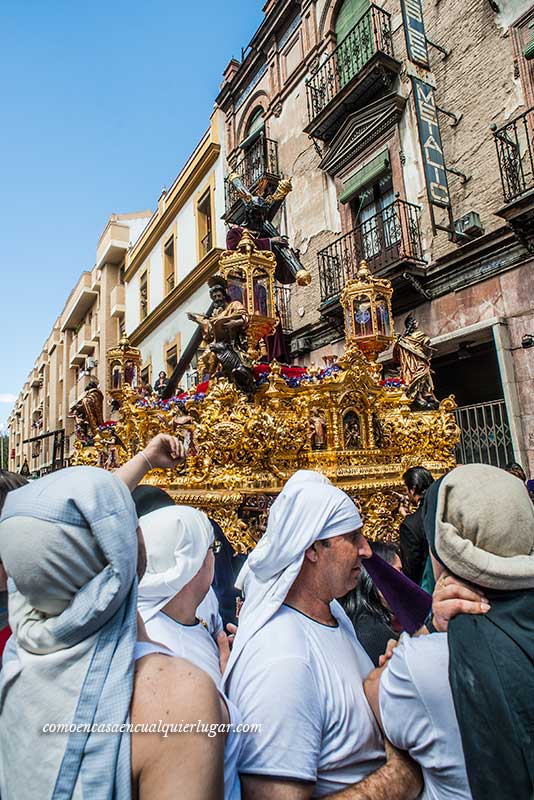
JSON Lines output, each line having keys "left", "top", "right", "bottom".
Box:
{"left": 0, "top": 0, "right": 264, "bottom": 429}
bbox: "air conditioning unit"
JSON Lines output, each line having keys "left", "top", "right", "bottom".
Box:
{"left": 85, "top": 356, "right": 98, "bottom": 370}
{"left": 454, "top": 211, "right": 484, "bottom": 240}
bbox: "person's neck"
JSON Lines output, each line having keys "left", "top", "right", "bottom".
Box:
{"left": 161, "top": 588, "right": 201, "bottom": 626}
{"left": 284, "top": 582, "right": 336, "bottom": 626}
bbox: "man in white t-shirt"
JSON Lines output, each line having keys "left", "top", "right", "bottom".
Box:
{"left": 224, "top": 470, "right": 421, "bottom": 800}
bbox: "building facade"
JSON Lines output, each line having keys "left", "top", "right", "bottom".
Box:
{"left": 216, "top": 0, "right": 534, "bottom": 472}
{"left": 8, "top": 211, "right": 151, "bottom": 474}
{"left": 124, "top": 112, "right": 226, "bottom": 390}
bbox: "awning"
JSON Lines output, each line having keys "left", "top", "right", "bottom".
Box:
{"left": 339, "top": 148, "right": 390, "bottom": 204}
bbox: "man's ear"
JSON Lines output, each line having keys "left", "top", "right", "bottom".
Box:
{"left": 304, "top": 543, "right": 318, "bottom": 563}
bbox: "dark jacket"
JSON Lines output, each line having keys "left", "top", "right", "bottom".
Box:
{"left": 352, "top": 609, "right": 398, "bottom": 667}
{"left": 399, "top": 505, "right": 429, "bottom": 586}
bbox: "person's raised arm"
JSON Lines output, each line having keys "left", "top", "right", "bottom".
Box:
{"left": 115, "top": 434, "right": 185, "bottom": 492}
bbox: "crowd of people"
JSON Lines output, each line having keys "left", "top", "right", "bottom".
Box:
{"left": 0, "top": 435, "right": 533, "bottom": 799}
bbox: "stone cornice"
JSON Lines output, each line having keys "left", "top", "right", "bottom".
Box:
{"left": 125, "top": 141, "right": 221, "bottom": 282}
{"left": 128, "top": 248, "right": 223, "bottom": 346}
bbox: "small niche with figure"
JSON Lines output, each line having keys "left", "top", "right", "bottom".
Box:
{"left": 309, "top": 407, "right": 328, "bottom": 450}
{"left": 343, "top": 411, "right": 362, "bottom": 450}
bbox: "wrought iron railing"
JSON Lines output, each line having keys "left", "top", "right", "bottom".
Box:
{"left": 226, "top": 135, "right": 280, "bottom": 210}
{"left": 318, "top": 199, "right": 423, "bottom": 304}
{"left": 492, "top": 108, "right": 534, "bottom": 203}
{"left": 275, "top": 283, "right": 292, "bottom": 333}
{"left": 454, "top": 400, "right": 514, "bottom": 468}
{"left": 306, "top": 5, "right": 393, "bottom": 123}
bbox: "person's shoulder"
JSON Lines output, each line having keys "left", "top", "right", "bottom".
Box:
{"left": 133, "top": 653, "right": 220, "bottom": 720}
{"left": 400, "top": 506, "right": 424, "bottom": 534}
{"left": 239, "top": 607, "right": 313, "bottom": 670}
{"left": 393, "top": 633, "right": 449, "bottom": 686}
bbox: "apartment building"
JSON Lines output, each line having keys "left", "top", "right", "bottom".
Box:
{"left": 8, "top": 211, "right": 151, "bottom": 474}
{"left": 125, "top": 111, "right": 226, "bottom": 390}
{"left": 215, "top": 0, "right": 534, "bottom": 471}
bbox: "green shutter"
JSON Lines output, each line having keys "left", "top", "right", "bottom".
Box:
{"left": 524, "top": 38, "right": 534, "bottom": 60}
{"left": 339, "top": 149, "right": 390, "bottom": 204}
{"left": 335, "top": 0, "right": 370, "bottom": 43}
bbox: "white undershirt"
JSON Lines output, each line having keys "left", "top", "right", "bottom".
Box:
{"left": 145, "top": 610, "right": 222, "bottom": 686}
{"left": 197, "top": 586, "right": 223, "bottom": 637}
{"left": 379, "top": 633, "right": 472, "bottom": 800}
{"left": 226, "top": 602, "right": 385, "bottom": 797}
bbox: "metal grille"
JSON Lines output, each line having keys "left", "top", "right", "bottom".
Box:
{"left": 317, "top": 199, "right": 423, "bottom": 304}
{"left": 492, "top": 108, "right": 534, "bottom": 203}
{"left": 306, "top": 5, "right": 393, "bottom": 123}
{"left": 454, "top": 400, "right": 514, "bottom": 468}
{"left": 226, "top": 135, "right": 280, "bottom": 211}
{"left": 275, "top": 283, "right": 292, "bottom": 333}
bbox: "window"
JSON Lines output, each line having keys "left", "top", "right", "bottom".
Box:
{"left": 140, "top": 364, "right": 152, "bottom": 388}
{"left": 163, "top": 235, "right": 175, "bottom": 294}
{"left": 351, "top": 172, "right": 398, "bottom": 261}
{"left": 165, "top": 336, "right": 181, "bottom": 374}
{"left": 197, "top": 191, "right": 213, "bottom": 259}
{"left": 140, "top": 271, "right": 148, "bottom": 321}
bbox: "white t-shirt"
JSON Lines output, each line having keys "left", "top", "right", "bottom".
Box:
{"left": 379, "top": 633, "right": 472, "bottom": 800}
{"left": 145, "top": 610, "right": 242, "bottom": 800}
{"left": 226, "top": 602, "right": 385, "bottom": 797}
{"left": 197, "top": 587, "right": 223, "bottom": 637}
{"left": 145, "top": 610, "right": 222, "bottom": 686}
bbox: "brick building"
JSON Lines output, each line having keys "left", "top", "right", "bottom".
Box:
{"left": 216, "top": 0, "right": 534, "bottom": 472}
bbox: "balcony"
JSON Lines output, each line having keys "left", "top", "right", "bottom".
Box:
{"left": 304, "top": 5, "right": 399, "bottom": 142}
{"left": 110, "top": 284, "right": 125, "bottom": 318}
{"left": 492, "top": 108, "right": 534, "bottom": 247}
{"left": 96, "top": 219, "right": 130, "bottom": 268}
{"left": 225, "top": 134, "right": 280, "bottom": 219}
{"left": 69, "top": 384, "right": 79, "bottom": 410}
{"left": 61, "top": 273, "right": 98, "bottom": 332}
{"left": 91, "top": 313, "right": 100, "bottom": 340}
{"left": 69, "top": 324, "right": 94, "bottom": 366}
{"left": 318, "top": 199, "right": 425, "bottom": 308}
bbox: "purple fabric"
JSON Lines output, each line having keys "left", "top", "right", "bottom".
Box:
{"left": 364, "top": 552, "right": 432, "bottom": 634}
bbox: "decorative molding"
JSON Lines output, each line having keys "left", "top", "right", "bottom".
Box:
{"left": 319, "top": 93, "right": 406, "bottom": 175}
{"left": 128, "top": 248, "right": 223, "bottom": 346}
{"left": 125, "top": 142, "right": 221, "bottom": 283}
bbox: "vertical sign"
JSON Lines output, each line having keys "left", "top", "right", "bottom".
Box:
{"left": 412, "top": 77, "right": 451, "bottom": 209}
{"left": 401, "top": 0, "right": 430, "bottom": 68}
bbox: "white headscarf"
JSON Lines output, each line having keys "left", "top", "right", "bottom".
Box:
{"left": 137, "top": 505, "right": 214, "bottom": 623}
{"left": 223, "top": 470, "right": 362, "bottom": 689}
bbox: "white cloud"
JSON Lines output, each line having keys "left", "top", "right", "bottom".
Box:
{"left": 0, "top": 394, "right": 16, "bottom": 403}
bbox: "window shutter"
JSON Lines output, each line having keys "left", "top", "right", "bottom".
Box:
{"left": 335, "top": 0, "right": 370, "bottom": 43}
{"left": 339, "top": 149, "right": 390, "bottom": 204}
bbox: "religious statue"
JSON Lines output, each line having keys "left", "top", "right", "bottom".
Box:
{"left": 393, "top": 314, "right": 439, "bottom": 410}
{"left": 225, "top": 175, "right": 309, "bottom": 284}
{"left": 309, "top": 407, "right": 328, "bottom": 450}
{"left": 343, "top": 412, "right": 362, "bottom": 450}
{"left": 71, "top": 381, "right": 105, "bottom": 440}
{"left": 187, "top": 275, "right": 255, "bottom": 396}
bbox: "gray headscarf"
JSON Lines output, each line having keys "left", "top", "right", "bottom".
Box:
{"left": 0, "top": 467, "right": 139, "bottom": 800}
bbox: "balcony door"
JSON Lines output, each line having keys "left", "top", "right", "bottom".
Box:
{"left": 335, "top": 0, "right": 371, "bottom": 88}
{"left": 352, "top": 174, "right": 399, "bottom": 270}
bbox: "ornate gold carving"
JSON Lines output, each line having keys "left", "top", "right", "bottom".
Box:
{"left": 78, "top": 236, "right": 461, "bottom": 550}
